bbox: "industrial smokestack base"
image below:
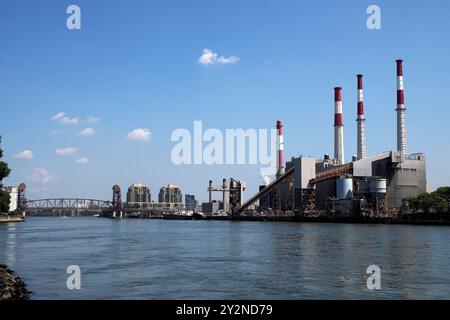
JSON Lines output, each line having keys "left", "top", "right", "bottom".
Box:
{"left": 396, "top": 59, "right": 408, "bottom": 159}
{"left": 276, "top": 120, "right": 285, "bottom": 177}
{"left": 356, "top": 74, "right": 366, "bottom": 160}
{"left": 334, "top": 87, "right": 345, "bottom": 165}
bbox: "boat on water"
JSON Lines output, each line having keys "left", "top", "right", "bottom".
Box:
{"left": 192, "top": 212, "right": 205, "bottom": 220}
{"left": 162, "top": 212, "right": 193, "bottom": 220}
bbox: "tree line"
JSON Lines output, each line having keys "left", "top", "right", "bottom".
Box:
{"left": 406, "top": 187, "right": 450, "bottom": 214}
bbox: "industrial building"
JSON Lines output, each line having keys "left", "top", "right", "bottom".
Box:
{"left": 126, "top": 183, "right": 151, "bottom": 208}
{"left": 202, "top": 200, "right": 224, "bottom": 214}
{"left": 200, "top": 178, "right": 246, "bottom": 215}
{"left": 231, "top": 59, "right": 427, "bottom": 217}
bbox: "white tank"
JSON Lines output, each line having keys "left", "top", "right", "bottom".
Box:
{"left": 336, "top": 178, "right": 353, "bottom": 200}
{"left": 369, "top": 178, "right": 387, "bottom": 194}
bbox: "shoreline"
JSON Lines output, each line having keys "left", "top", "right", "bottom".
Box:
{"left": 0, "top": 215, "right": 24, "bottom": 224}
{"left": 0, "top": 265, "right": 30, "bottom": 300}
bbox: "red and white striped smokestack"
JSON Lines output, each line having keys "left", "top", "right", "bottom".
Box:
{"left": 276, "top": 120, "right": 285, "bottom": 177}
{"left": 356, "top": 74, "right": 366, "bottom": 160}
{"left": 334, "top": 87, "right": 345, "bottom": 165}
{"left": 396, "top": 59, "right": 408, "bottom": 158}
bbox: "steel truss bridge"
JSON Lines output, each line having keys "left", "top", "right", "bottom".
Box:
{"left": 24, "top": 198, "right": 186, "bottom": 214}
{"left": 25, "top": 198, "right": 114, "bottom": 213}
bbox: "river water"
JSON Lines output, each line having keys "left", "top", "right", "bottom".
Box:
{"left": 1, "top": 217, "right": 450, "bottom": 299}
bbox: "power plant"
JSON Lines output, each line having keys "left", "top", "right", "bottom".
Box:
{"left": 8, "top": 59, "right": 428, "bottom": 222}
{"left": 213, "top": 59, "right": 427, "bottom": 219}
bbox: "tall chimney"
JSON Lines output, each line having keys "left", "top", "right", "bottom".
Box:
{"left": 276, "top": 120, "right": 285, "bottom": 177}
{"left": 396, "top": 59, "right": 408, "bottom": 158}
{"left": 334, "top": 87, "right": 345, "bottom": 165}
{"left": 356, "top": 74, "right": 366, "bottom": 160}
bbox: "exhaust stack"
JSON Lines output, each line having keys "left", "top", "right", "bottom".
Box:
{"left": 396, "top": 59, "right": 408, "bottom": 159}
{"left": 356, "top": 75, "right": 366, "bottom": 160}
{"left": 276, "top": 120, "right": 285, "bottom": 177}
{"left": 334, "top": 87, "right": 345, "bottom": 165}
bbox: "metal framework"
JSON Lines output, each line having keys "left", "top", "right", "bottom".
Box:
{"left": 309, "top": 163, "right": 353, "bottom": 185}
{"left": 235, "top": 167, "right": 295, "bottom": 214}
{"left": 25, "top": 198, "right": 114, "bottom": 211}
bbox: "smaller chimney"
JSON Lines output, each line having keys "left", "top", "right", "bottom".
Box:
{"left": 334, "top": 87, "right": 345, "bottom": 165}
{"left": 396, "top": 59, "right": 408, "bottom": 158}
{"left": 276, "top": 120, "right": 285, "bottom": 177}
{"left": 356, "top": 74, "right": 366, "bottom": 160}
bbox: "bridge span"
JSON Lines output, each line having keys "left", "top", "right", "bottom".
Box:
{"left": 24, "top": 198, "right": 186, "bottom": 217}
{"left": 25, "top": 198, "right": 114, "bottom": 214}
{"left": 12, "top": 184, "right": 187, "bottom": 218}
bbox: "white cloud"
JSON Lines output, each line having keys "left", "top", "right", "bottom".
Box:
{"left": 217, "top": 55, "right": 240, "bottom": 64}
{"left": 75, "top": 157, "right": 89, "bottom": 165}
{"left": 50, "top": 112, "right": 79, "bottom": 125}
{"left": 61, "top": 116, "right": 79, "bottom": 125}
{"left": 28, "top": 168, "right": 57, "bottom": 184}
{"left": 14, "top": 150, "right": 34, "bottom": 160}
{"left": 51, "top": 130, "right": 60, "bottom": 135}
{"left": 198, "top": 48, "right": 240, "bottom": 65}
{"left": 56, "top": 147, "right": 78, "bottom": 156}
{"left": 86, "top": 115, "right": 100, "bottom": 124}
{"left": 77, "top": 128, "right": 96, "bottom": 136}
{"left": 51, "top": 112, "right": 65, "bottom": 121}
{"left": 127, "top": 128, "right": 152, "bottom": 141}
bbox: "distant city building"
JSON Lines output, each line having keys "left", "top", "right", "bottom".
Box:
{"left": 185, "top": 194, "right": 198, "bottom": 211}
{"left": 159, "top": 184, "right": 182, "bottom": 205}
{"left": 1, "top": 186, "right": 18, "bottom": 213}
{"left": 126, "top": 183, "right": 151, "bottom": 208}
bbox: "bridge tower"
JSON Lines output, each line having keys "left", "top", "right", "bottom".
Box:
{"left": 18, "top": 183, "right": 27, "bottom": 217}
{"left": 112, "top": 185, "right": 122, "bottom": 218}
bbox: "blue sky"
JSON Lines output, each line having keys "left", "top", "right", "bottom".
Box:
{"left": 1, "top": 0, "right": 449, "bottom": 202}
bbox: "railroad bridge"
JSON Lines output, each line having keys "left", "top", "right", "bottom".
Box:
{"left": 25, "top": 198, "right": 114, "bottom": 215}
{"left": 15, "top": 184, "right": 184, "bottom": 218}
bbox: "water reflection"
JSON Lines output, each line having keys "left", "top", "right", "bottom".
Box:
{"left": 1, "top": 218, "right": 450, "bottom": 299}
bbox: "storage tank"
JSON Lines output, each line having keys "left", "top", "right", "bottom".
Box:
{"left": 336, "top": 178, "right": 353, "bottom": 200}
{"left": 357, "top": 180, "right": 370, "bottom": 194}
{"left": 369, "top": 178, "right": 387, "bottom": 194}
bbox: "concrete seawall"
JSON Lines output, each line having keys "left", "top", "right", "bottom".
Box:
{"left": 0, "top": 215, "right": 24, "bottom": 223}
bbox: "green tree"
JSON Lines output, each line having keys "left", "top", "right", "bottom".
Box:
{"left": 436, "top": 187, "right": 450, "bottom": 199}
{"left": 407, "top": 189, "right": 449, "bottom": 214}
{"left": 435, "top": 187, "right": 450, "bottom": 213}
{"left": 0, "top": 136, "right": 12, "bottom": 213}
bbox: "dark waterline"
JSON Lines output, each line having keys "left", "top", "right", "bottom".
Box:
{"left": 1, "top": 217, "right": 450, "bottom": 299}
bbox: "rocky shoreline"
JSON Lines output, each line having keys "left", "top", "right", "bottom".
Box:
{"left": 0, "top": 265, "right": 30, "bottom": 300}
